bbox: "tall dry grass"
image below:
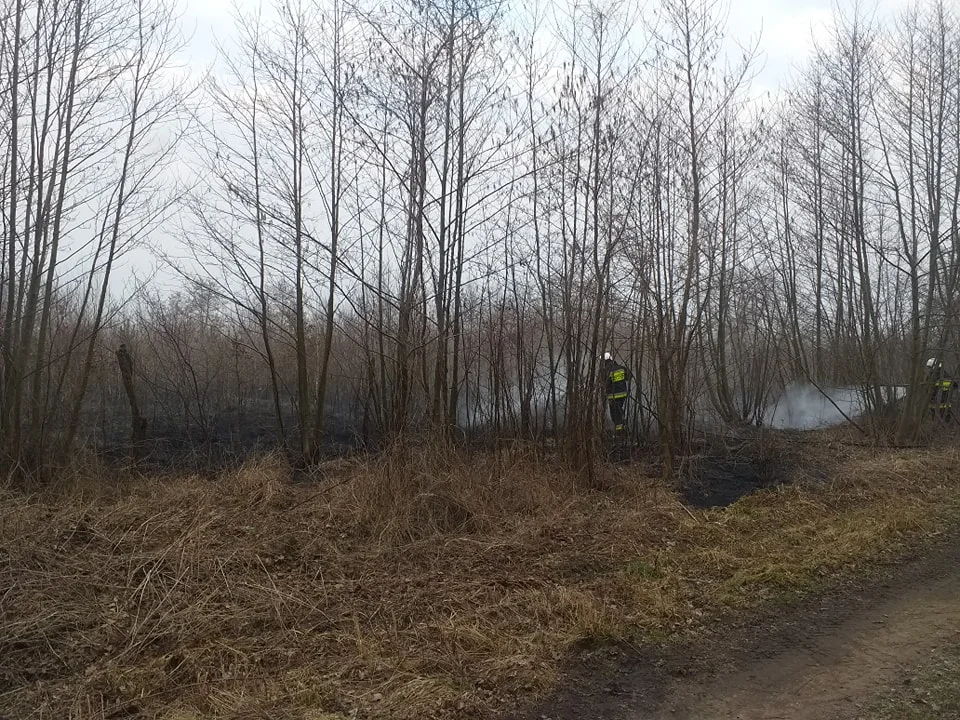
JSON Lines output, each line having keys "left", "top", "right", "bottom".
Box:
{"left": 2, "top": 442, "right": 960, "bottom": 719}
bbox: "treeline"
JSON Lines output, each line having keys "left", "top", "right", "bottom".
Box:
{"left": 1, "top": 0, "right": 959, "bottom": 477}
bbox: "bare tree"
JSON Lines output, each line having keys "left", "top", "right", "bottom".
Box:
{"left": 0, "top": 0, "right": 187, "bottom": 472}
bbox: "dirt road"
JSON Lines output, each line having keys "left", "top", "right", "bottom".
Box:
{"left": 521, "top": 537, "right": 960, "bottom": 720}
{"left": 660, "top": 556, "right": 960, "bottom": 719}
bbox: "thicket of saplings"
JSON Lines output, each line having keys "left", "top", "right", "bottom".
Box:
{"left": 1, "top": 0, "right": 959, "bottom": 488}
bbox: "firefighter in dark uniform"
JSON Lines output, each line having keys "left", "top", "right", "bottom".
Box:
{"left": 926, "top": 357, "right": 955, "bottom": 422}
{"left": 603, "top": 352, "right": 631, "bottom": 433}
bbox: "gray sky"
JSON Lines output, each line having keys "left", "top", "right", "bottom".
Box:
{"left": 723, "top": 0, "right": 908, "bottom": 94}
{"left": 178, "top": 0, "right": 906, "bottom": 94}
{"left": 132, "top": 0, "right": 907, "bottom": 292}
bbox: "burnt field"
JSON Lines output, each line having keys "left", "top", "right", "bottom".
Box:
{"left": 3, "top": 438, "right": 959, "bottom": 719}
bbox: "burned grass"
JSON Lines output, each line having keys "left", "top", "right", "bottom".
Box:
{"left": 679, "top": 431, "right": 836, "bottom": 508}
{"left": 2, "top": 444, "right": 960, "bottom": 719}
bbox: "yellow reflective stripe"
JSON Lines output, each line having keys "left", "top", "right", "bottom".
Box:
{"left": 611, "top": 370, "right": 626, "bottom": 382}
{"left": 608, "top": 393, "right": 628, "bottom": 399}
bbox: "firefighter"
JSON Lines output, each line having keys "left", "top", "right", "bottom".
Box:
{"left": 603, "top": 351, "right": 632, "bottom": 433}
{"left": 926, "top": 357, "right": 955, "bottom": 422}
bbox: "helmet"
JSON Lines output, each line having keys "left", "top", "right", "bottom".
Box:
{"left": 603, "top": 351, "right": 612, "bottom": 361}
{"left": 927, "top": 358, "right": 939, "bottom": 368}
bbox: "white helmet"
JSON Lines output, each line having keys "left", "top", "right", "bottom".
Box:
{"left": 603, "top": 351, "right": 612, "bottom": 361}
{"left": 927, "top": 357, "right": 938, "bottom": 368}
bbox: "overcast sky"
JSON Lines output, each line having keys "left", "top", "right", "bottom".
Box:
{"left": 130, "top": 0, "right": 909, "bottom": 291}
{"left": 177, "top": 0, "right": 907, "bottom": 95}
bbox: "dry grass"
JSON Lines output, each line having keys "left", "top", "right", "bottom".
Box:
{"left": 2, "top": 442, "right": 960, "bottom": 719}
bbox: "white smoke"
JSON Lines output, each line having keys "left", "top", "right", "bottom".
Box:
{"left": 765, "top": 382, "right": 906, "bottom": 430}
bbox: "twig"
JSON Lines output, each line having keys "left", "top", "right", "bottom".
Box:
{"left": 677, "top": 500, "right": 700, "bottom": 523}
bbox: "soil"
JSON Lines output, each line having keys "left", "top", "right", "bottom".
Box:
{"left": 515, "top": 534, "right": 960, "bottom": 720}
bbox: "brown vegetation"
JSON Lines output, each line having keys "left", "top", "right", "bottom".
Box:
{"left": 2, "top": 442, "right": 959, "bottom": 719}
{"left": 3, "top": 0, "right": 959, "bottom": 478}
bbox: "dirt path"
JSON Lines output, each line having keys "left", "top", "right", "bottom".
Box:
{"left": 519, "top": 537, "right": 960, "bottom": 720}
{"left": 659, "top": 561, "right": 960, "bottom": 720}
